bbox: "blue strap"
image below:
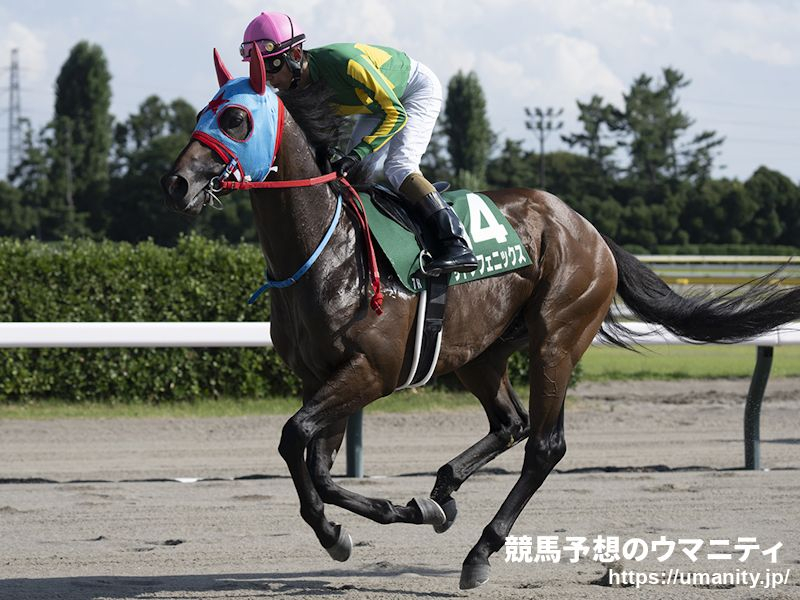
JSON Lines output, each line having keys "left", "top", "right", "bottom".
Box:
{"left": 248, "top": 194, "right": 343, "bottom": 304}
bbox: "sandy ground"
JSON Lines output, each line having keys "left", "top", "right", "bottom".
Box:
{"left": 1, "top": 378, "right": 799, "bottom": 599}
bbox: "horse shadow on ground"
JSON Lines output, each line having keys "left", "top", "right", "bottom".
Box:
{"left": 0, "top": 566, "right": 460, "bottom": 600}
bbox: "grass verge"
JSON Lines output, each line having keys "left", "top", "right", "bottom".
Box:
{"left": 580, "top": 344, "right": 800, "bottom": 380}
{"left": 0, "top": 390, "right": 478, "bottom": 420}
{"left": 2, "top": 346, "right": 798, "bottom": 420}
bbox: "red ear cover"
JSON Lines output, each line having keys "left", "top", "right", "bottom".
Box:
{"left": 213, "top": 48, "right": 233, "bottom": 87}
{"left": 248, "top": 46, "right": 267, "bottom": 95}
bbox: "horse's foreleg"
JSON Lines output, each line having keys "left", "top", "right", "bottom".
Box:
{"left": 306, "top": 419, "right": 346, "bottom": 477}
{"left": 279, "top": 355, "right": 386, "bottom": 560}
{"left": 428, "top": 356, "right": 529, "bottom": 533}
{"left": 307, "top": 422, "right": 438, "bottom": 526}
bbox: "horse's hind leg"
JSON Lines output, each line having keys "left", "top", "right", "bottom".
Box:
{"left": 428, "top": 346, "right": 530, "bottom": 532}
{"left": 459, "top": 360, "right": 570, "bottom": 589}
{"left": 460, "top": 256, "right": 616, "bottom": 589}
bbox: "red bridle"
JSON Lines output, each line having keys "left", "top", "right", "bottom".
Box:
{"left": 192, "top": 89, "right": 382, "bottom": 315}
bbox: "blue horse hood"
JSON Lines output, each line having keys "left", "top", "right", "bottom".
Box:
{"left": 192, "top": 77, "right": 283, "bottom": 183}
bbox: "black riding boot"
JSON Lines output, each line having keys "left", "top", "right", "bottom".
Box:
{"left": 419, "top": 192, "right": 478, "bottom": 276}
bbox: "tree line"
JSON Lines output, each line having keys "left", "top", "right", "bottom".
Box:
{"left": 2, "top": 41, "right": 798, "bottom": 253}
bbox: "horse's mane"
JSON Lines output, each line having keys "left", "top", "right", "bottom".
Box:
{"left": 279, "top": 81, "right": 344, "bottom": 156}
{"left": 279, "top": 81, "right": 373, "bottom": 184}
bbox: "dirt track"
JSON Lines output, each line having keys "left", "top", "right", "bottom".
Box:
{"left": 1, "top": 378, "right": 799, "bottom": 599}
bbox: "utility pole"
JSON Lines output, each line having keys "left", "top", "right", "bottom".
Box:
{"left": 525, "top": 106, "right": 564, "bottom": 189}
{"left": 7, "top": 48, "right": 23, "bottom": 179}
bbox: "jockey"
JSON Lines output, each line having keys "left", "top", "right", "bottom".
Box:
{"left": 240, "top": 11, "right": 478, "bottom": 277}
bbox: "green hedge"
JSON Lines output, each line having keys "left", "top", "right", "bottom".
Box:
{"left": 653, "top": 244, "right": 800, "bottom": 256}
{"left": 0, "top": 236, "right": 300, "bottom": 403}
{"left": 0, "top": 236, "right": 576, "bottom": 403}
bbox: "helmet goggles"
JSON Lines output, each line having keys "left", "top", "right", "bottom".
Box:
{"left": 240, "top": 34, "right": 305, "bottom": 58}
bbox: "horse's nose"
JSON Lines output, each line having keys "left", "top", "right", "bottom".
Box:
{"left": 160, "top": 173, "right": 189, "bottom": 204}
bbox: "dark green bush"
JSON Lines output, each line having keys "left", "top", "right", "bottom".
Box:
{"left": 1, "top": 235, "right": 580, "bottom": 403}
{"left": 0, "top": 236, "right": 300, "bottom": 402}
{"left": 654, "top": 244, "right": 800, "bottom": 256}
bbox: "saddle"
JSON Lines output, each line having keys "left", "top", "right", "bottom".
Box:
{"left": 353, "top": 183, "right": 534, "bottom": 389}
{"left": 362, "top": 182, "right": 451, "bottom": 265}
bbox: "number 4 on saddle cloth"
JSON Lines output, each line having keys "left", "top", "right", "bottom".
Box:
{"left": 361, "top": 184, "right": 534, "bottom": 389}
{"left": 363, "top": 184, "right": 533, "bottom": 291}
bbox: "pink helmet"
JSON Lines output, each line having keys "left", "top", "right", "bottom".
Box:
{"left": 240, "top": 12, "right": 305, "bottom": 62}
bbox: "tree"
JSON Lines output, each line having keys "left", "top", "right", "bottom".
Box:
{"left": 168, "top": 99, "right": 198, "bottom": 136}
{"left": 621, "top": 68, "right": 723, "bottom": 186}
{"left": 5, "top": 43, "right": 112, "bottom": 240}
{"left": 52, "top": 41, "right": 114, "bottom": 235}
{"left": 545, "top": 151, "right": 612, "bottom": 208}
{"left": 0, "top": 180, "right": 37, "bottom": 237}
{"left": 9, "top": 120, "right": 88, "bottom": 239}
{"left": 442, "top": 71, "right": 492, "bottom": 186}
{"left": 680, "top": 179, "right": 756, "bottom": 244}
{"left": 419, "top": 120, "right": 451, "bottom": 183}
{"left": 486, "top": 139, "right": 536, "bottom": 188}
{"left": 558, "top": 67, "right": 728, "bottom": 247}
{"left": 743, "top": 167, "right": 800, "bottom": 245}
{"left": 562, "top": 94, "right": 624, "bottom": 177}
{"left": 107, "top": 95, "right": 256, "bottom": 245}
{"left": 107, "top": 96, "right": 199, "bottom": 244}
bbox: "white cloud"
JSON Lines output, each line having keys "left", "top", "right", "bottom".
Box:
{"left": 0, "top": 0, "right": 797, "bottom": 181}
{"left": 701, "top": 1, "right": 800, "bottom": 66}
{"left": 473, "top": 33, "right": 626, "bottom": 145}
{"left": 307, "top": 2, "right": 398, "bottom": 45}
{"left": 546, "top": 0, "right": 673, "bottom": 45}
{"left": 217, "top": 0, "right": 396, "bottom": 47}
{"left": 2, "top": 22, "right": 47, "bottom": 85}
{"left": 711, "top": 32, "right": 795, "bottom": 66}
{"left": 539, "top": 34, "right": 625, "bottom": 104}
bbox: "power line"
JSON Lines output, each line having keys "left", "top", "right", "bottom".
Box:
{"left": 724, "top": 137, "right": 800, "bottom": 147}
{"left": 701, "top": 118, "right": 800, "bottom": 131}
{"left": 684, "top": 96, "right": 800, "bottom": 113}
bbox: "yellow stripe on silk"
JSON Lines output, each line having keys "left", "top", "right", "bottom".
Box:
{"left": 346, "top": 47, "right": 407, "bottom": 151}
{"left": 354, "top": 43, "right": 392, "bottom": 69}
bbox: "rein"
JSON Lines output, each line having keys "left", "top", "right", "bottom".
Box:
{"left": 217, "top": 172, "right": 338, "bottom": 190}
{"left": 219, "top": 171, "right": 384, "bottom": 315}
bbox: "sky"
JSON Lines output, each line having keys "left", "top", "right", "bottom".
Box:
{"left": 1, "top": 0, "right": 799, "bottom": 183}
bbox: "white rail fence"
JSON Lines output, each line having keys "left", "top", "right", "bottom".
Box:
{"left": 2, "top": 320, "right": 798, "bottom": 348}
{"left": 0, "top": 322, "right": 274, "bottom": 348}
{"left": 2, "top": 321, "right": 798, "bottom": 474}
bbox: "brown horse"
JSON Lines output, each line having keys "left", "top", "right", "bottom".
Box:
{"left": 162, "top": 52, "right": 800, "bottom": 589}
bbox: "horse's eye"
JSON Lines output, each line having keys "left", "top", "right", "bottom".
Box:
{"left": 220, "top": 107, "right": 251, "bottom": 141}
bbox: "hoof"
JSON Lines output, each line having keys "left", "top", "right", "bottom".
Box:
{"left": 433, "top": 497, "right": 458, "bottom": 534}
{"left": 324, "top": 524, "right": 352, "bottom": 562}
{"left": 410, "top": 496, "right": 446, "bottom": 527}
{"left": 459, "top": 562, "right": 491, "bottom": 590}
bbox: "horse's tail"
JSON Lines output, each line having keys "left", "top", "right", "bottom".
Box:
{"left": 600, "top": 235, "right": 800, "bottom": 346}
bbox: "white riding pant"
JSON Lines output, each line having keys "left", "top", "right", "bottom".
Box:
{"left": 347, "top": 59, "right": 443, "bottom": 191}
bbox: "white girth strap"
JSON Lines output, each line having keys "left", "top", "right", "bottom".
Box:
{"left": 395, "top": 289, "right": 443, "bottom": 390}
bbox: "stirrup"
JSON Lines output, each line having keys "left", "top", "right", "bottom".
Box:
{"left": 418, "top": 250, "right": 434, "bottom": 276}
{"left": 422, "top": 250, "right": 478, "bottom": 277}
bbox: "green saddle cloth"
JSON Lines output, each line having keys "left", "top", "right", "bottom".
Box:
{"left": 360, "top": 189, "right": 533, "bottom": 293}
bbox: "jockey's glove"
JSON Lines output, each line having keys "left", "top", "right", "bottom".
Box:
{"left": 332, "top": 152, "right": 360, "bottom": 177}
